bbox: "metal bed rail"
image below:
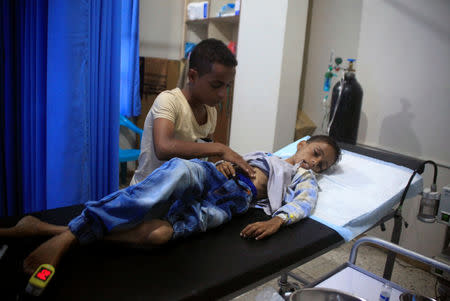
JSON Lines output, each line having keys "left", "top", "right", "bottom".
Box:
{"left": 349, "top": 237, "right": 450, "bottom": 274}
{"left": 291, "top": 236, "right": 450, "bottom": 301}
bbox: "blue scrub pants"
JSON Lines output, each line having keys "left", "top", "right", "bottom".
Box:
{"left": 68, "top": 158, "right": 253, "bottom": 243}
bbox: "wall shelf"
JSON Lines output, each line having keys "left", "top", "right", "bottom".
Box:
{"left": 186, "top": 15, "right": 239, "bottom": 26}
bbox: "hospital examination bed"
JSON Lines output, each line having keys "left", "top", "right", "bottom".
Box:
{"left": 0, "top": 140, "right": 424, "bottom": 300}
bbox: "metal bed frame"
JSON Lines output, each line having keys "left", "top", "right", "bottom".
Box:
{"left": 298, "top": 236, "right": 450, "bottom": 300}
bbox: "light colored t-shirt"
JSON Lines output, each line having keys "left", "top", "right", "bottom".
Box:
{"left": 130, "top": 88, "right": 217, "bottom": 185}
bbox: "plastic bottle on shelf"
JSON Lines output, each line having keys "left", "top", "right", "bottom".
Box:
{"left": 379, "top": 283, "right": 392, "bottom": 301}
{"left": 235, "top": 0, "right": 240, "bottom": 15}
{"left": 218, "top": 3, "right": 235, "bottom": 17}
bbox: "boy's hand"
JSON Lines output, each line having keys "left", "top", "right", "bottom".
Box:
{"left": 222, "top": 147, "right": 256, "bottom": 178}
{"left": 216, "top": 161, "right": 236, "bottom": 178}
{"left": 240, "top": 216, "right": 284, "bottom": 240}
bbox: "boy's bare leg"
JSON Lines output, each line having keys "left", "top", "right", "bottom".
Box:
{"left": 23, "top": 230, "right": 77, "bottom": 275}
{"left": 22, "top": 219, "right": 173, "bottom": 275}
{"left": 0, "top": 216, "right": 68, "bottom": 237}
{"left": 105, "top": 219, "right": 174, "bottom": 246}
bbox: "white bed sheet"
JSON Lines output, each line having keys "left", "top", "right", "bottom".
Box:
{"left": 274, "top": 137, "right": 423, "bottom": 241}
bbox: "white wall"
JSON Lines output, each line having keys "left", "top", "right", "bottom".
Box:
{"left": 139, "top": 0, "right": 184, "bottom": 59}
{"left": 356, "top": 0, "right": 450, "bottom": 258}
{"left": 357, "top": 0, "right": 450, "bottom": 166}
{"left": 274, "top": 0, "right": 309, "bottom": 151}
{"left": 301, "top": 0, "right": 450, "bottom": 257}
{"left": 230, "top": 0, "right": 309, "bottom": 154}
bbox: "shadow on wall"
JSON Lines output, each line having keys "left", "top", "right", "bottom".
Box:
{"left": 379, "top": 98, "right": 422, "bottom": 156}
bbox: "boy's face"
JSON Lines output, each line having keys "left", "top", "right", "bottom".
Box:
{"left": 189, "top": 63, "right": 236, "bottom": 107}
{"left": 294, "top": 141, "right": 336, "bottom": 173}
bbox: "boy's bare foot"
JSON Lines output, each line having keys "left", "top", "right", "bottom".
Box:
{"left": 0, "top": 216, "right": 68, "bottom": 237}
{"left": 23, "top": 230, "right": 77, "bottom": 275}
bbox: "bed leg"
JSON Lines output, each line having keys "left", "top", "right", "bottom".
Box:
{"left": 278, "top": 272, "right": 300, "bottom": 300}
{"left": 383, "top": 212, "right": 403, "bottom": 280}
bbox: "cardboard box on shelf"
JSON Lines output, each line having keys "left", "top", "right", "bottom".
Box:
{"left": 295, "top": 110, "right": 317, "bottom": 140}
{"left": 167, "top": 59, "right": 181, "bottom": 90}
{"left": 141, "top": 57, "right": 180, "bottom": 96}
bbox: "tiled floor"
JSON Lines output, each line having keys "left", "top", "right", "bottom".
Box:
{"left": 232, "top": 238, "right": 438, "bottom": 300}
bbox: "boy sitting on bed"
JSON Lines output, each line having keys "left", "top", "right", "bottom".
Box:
{"left": 1, "top": 135, "right": 340, "bottom": 275}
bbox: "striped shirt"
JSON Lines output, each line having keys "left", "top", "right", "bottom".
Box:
{"left": 243, "top": 152, "right": 318, "bottom": 225}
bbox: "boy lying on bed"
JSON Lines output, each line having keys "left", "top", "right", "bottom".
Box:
{"left": 1, "top": 135, "right": 340, "bottom": 275}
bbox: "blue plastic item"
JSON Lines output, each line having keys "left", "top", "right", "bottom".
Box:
{"left": 184, "top": 42, "right": 196, "bottom": 59}
{"left": 119, "top": 115, "right": 143, "bottom": 184}
{"left": 218, "top": 3, "right": 235, "bottom": 17}
{"left": 323, "top": 75, "right": 331, "bottom": 92}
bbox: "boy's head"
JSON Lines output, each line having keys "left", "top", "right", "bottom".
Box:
{"left": 189, "top": 38, "right": 237, "bottom": 77}
{"left": 294, "top": 135, "right": 341, "bottom": 173}
{"left": 187, "top": 39, "right": 237, "bottom": 107}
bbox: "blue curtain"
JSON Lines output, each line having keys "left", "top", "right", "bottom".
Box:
{"left": 22, "top": 0, "right": 49, "bottom": 213}
{"left": 1, "top": 0, "right": 25, "bottom": 216}
{"left": 1, "top": 0, "right": 48, "bottom": 216}
{"left": 1, "top": 0, "right": 122, "bottom": 216}
{"left": 46, "top": 0, "right": 121, "bottom": 209}
{"left": 120, "top": 0, "right": 141, "bottom": 117}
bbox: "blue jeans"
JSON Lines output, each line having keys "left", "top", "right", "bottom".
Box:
{"left": 69, "top": 158, "right": 253, "bottom": 243}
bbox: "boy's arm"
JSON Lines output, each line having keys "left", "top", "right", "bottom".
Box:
{"left": 240, "top": 169, "right": 318, "bottom": 240}
{"left": 240, "top": 216, "right": 284, "bottom": 240}
{"left": 153, "top": 118, "right": 255, "bottom": 177}
{"left": 215, "top": 160, "right": 236, "bottom": 178}
{"left": 272, "top": 169, "right": 318, "bottom": 225}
